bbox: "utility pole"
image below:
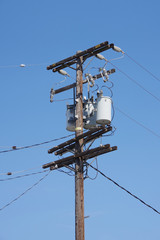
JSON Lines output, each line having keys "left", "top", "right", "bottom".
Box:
{"left": 44, "top": 41, "right": 119, "bottom": 240}
{"left": 75, "top": 53, "right": 84, "bottom": 240}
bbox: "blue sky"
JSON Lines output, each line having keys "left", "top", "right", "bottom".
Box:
{"left": 0, "top": 0, "right": 160, "bottom": 239}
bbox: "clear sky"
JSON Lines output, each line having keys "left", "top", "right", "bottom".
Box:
{"left": 0, "top": 0, "right": 160, "bottom": 239}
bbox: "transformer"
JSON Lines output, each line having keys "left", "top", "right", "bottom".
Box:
{"left": 66, "top": 104, "right": 75, "bottom": 132}
{"left": 96, "top": 96, "right": 112, "bottom": 125}
{"left": 66, "top": 94, "right": 112, "bottom": 131}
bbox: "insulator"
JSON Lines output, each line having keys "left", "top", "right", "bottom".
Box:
{"left": 50, "top": 88, "right": 55, "bottom": 103}
{"left": 88, "top": 74, "right": 95, "bottom": 87}
{"left": 58, "top": 69, "right": 70, "bottom": 77}
{"left": 83, "top": 96, "right": 87, "bottom": 101}
{"left": 102, "top": 68, "right": 109, "bottom": 82}
{"left": 96, "top": 54, "right": 105, "bottom": 60}
{"left": 112, "top": 45, "right": 124, "bottom": 53}
{"left": 89, "top": 80, "right": 95, "bottom": 87}
{"left": 20, "top": 64, "right": 26, "bottom": 67}
{"left": 85, "top": 73, "right": 95, "bottom": 87}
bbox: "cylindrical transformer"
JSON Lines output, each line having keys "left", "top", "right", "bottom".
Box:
{"left": 66, "top": 104, "right": 75, "bottom": 132}
{"left": 96, "top": 96, "right": 112, "bottom": 125}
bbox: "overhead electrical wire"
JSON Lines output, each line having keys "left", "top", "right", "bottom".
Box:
{"left": 111, "top": 45, "right": 160, "bottom": 83}
{"left": 85, "top": 158, "right": 98, "bottom": 180}
{"left": 90, "top": 164, "right": 160, "bottom": 215}
{"left": 115, "top": 106, "right": 160, "bottom": 139}
{"left": 102, "top": 125, "right": 116, "bottom": 137}
{"left": 0, "top": 133, "right": 75, "bottom": 154}
{"left": 0, "top": 51, "right": 159, "bottom": 85}
{"left": 0, "top": 165, "right": 44, "bottom": 176}
{"left": 0, "top": 146, "right": 12, "bottom": 149}
{"left": 125, "top": 53, "right": 160, "bottom": 84}
{"left": 0, "top": 170, "right": 49, "bottom": 181}
{"left": 95, "top": 50, "right": 160, "bottom": 103}
{"left": 0, "top": 105, "right": 159, "bottom": 157}
{"left": 107, "top": 61, "right": 160, "bottom": 103}
{"left": 53, "top": 73, "right": 76, "bottom": 86}
{"left": 108, "top": 54, "right": 125, "bottom": 62}
{"left": 1, "top": 48, "right": 160, "bottom": 213}
{"left": 0, "top": 170, "right": 51, "bottom": 212}
{"left": 53, "top": 78, "right": 67, "bottom": 86}
{"left": 0, "top": 63, "right": 48, "bottom": 69}
{"left": 83, "top": 56, "right": 95, "bottom": 71}
{"left": 58, "top": 168, "right": 75, "bottom": 177}
{"left": 0, "top": 107, "right": 159, "bottom": 157}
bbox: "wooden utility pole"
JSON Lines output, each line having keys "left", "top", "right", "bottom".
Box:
{"left": 45, "top": 41, "right": 118, "bottom": 240}
{"left": 75, "top": 53, "right": 84, "bottom": 240}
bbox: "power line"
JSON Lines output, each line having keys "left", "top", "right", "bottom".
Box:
{"left": 125, "top": 53, "right": 160, "bottom": 83}
{"left": 83, "top": 56, "right": 95, "bottom": 71}
{"left": 0, "top": 170, "right": 49, "bottom": 181}
{"left": 0, "top": 111, "right": 159, "bottom": 162}
{"left": 0, "top": 133, "right": 75, "bottom": 154}
{"left": 0, "top": 170, "right": 51, "bottom": 212}
{"left": 90, "top": 164, "right": 160, "bottom": 215}
{"left": 115, "top": 106, "right": 160, "bottom": 139}
{"left": 108, "top": 61, "right": 160, "bottom": 103}
{"left": 84, "top": 157, "right": 98, "bottom": 180}
{"left": 58, "top": 168, "right": 75, "bottom": 177}
{"left": 0, "top": 165, "right": 44, "bottom": 176}
{"left": 0, "top": 63, "right": 48, "bottom": 69}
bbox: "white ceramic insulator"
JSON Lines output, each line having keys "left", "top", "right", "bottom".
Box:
{"left": 20, "top": 64, "right": 26, "bottom": 67}
{"left": 96, "top": 54, "right": 105, "bottom": 60}
{"left": 113, "top": 46, "right": 123, "bottom": 53}
{"left": 58, "top": 69, "right": 70, "bottom": 76}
